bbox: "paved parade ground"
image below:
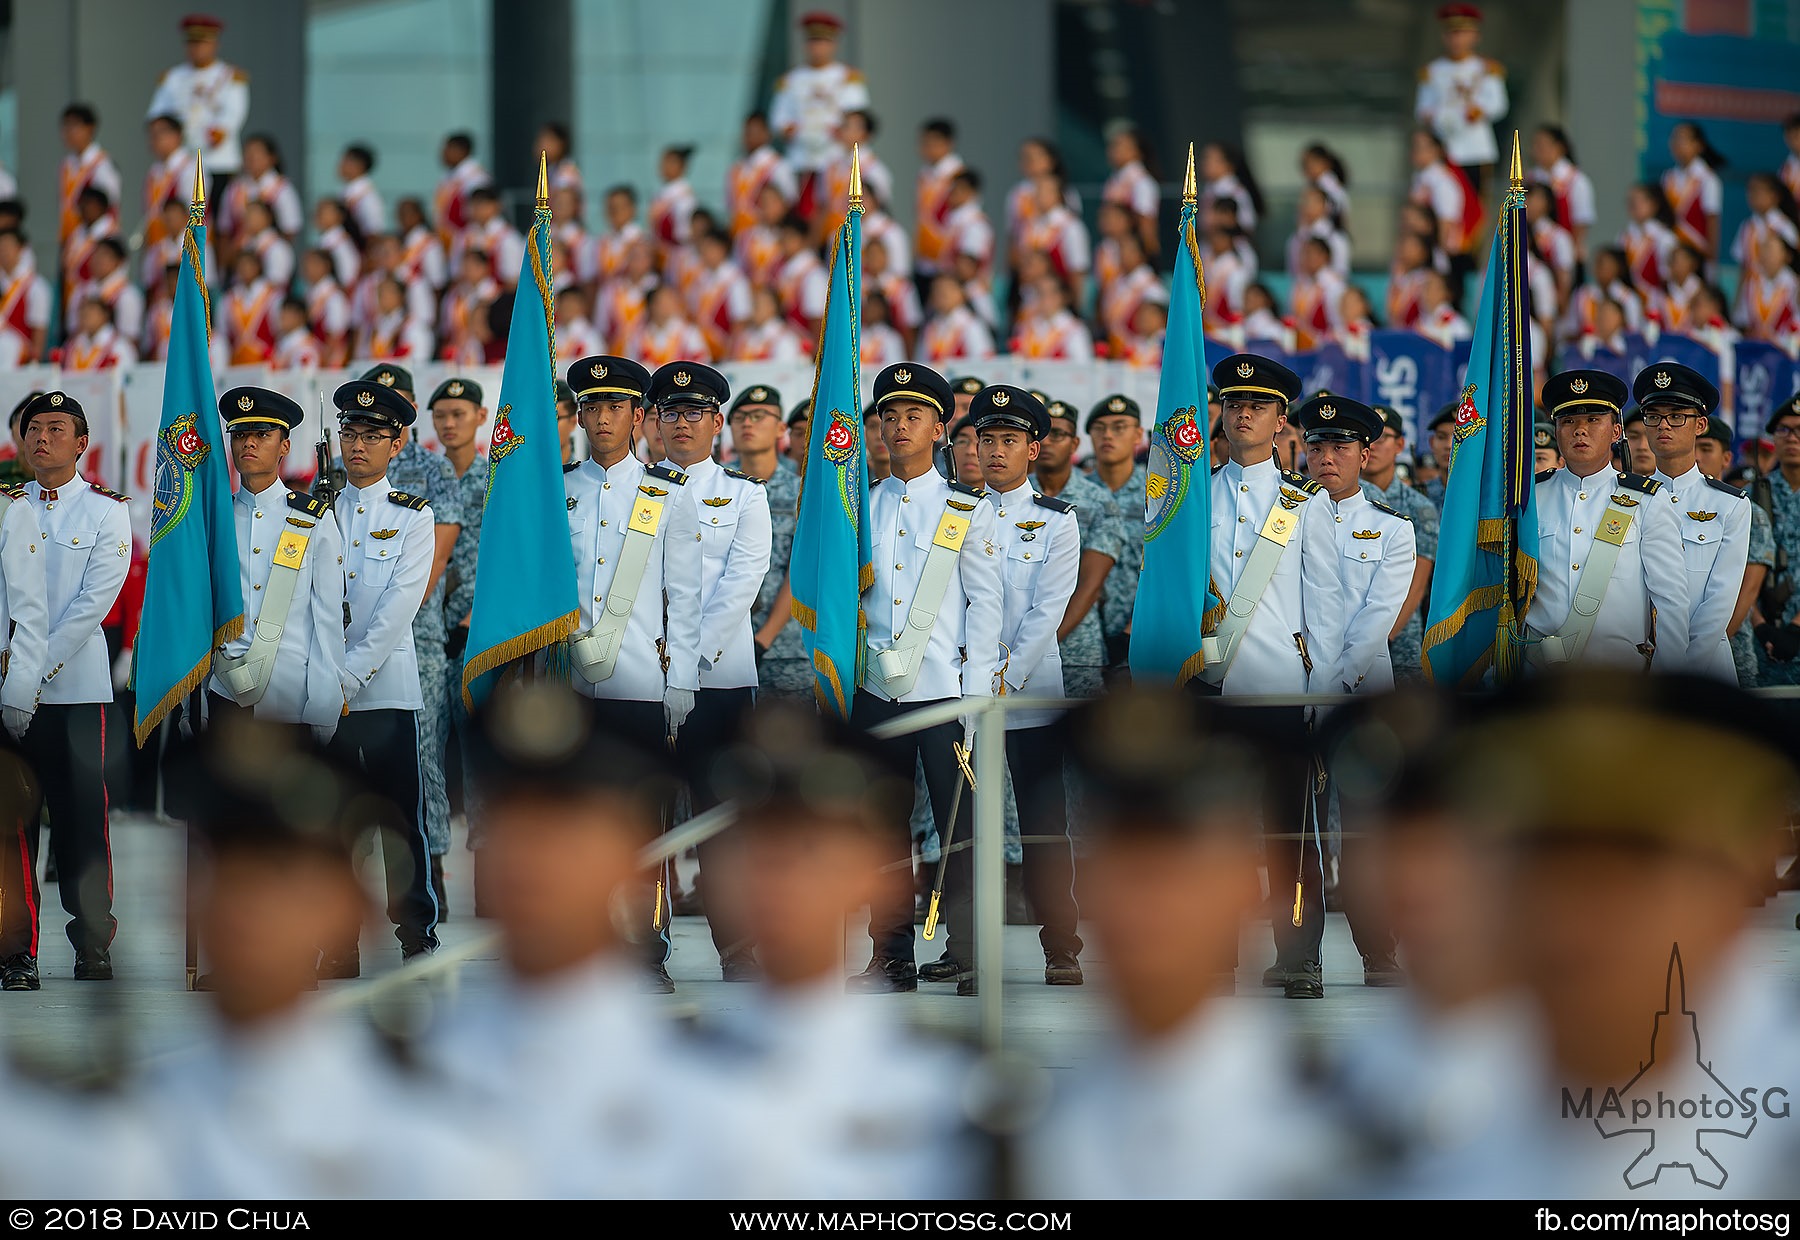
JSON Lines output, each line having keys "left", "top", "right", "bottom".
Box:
{"left": 7, "top": 814, "right": 1797, "bottom": 1084}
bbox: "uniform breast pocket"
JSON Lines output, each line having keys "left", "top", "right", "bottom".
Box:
{"left": 699, "top": 507, "right": 740, "bottom": 558}
{"left": 1006, "top": 540, "right": 1046, "bottom": 590}
{"left": 1679, "top": 523, "right": 1718, "bottom": 573}
{"left": 1342, "top": 537, "right": 1385, "bottom": 588}
{"left": 359, "top": 543, "right": 398, "bottom": 587}
{"left": 52, "top": 528, "right": 97, "bottom": 562}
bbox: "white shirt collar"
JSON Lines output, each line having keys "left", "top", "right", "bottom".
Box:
{"left": 995, "top": 479, "right": 1035, "bottom": 508}
{"left": 1222, "top": 454, "right": 1277, "bottom": 484}
{"left": 237, "top": 478, "right": 285, "bottom": 505}
{"left": 588, "top": 454, "right": 641, "bottom": 484}
{"left": 342, "top": 475, "right": 391, "bottom": 501}
{"left": 1330, "top": 487, "right": 1367, "bottom": 516}
{"left": 886, "top": 468, "right": 944, "bottom": 498}
{"left": 1563, "top": 462, "right": 1614, "bottom": 485}
{"left": 662, "top": 455, "right": 717, "bottom": 483}
{"left": 1653, "top": 463, "right": 1703, "bottom": 491}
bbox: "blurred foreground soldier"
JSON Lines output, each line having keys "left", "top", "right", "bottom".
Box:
{"left": 0, "top": 455, "right": 48, "bottom": 990}
{"left": 1637, "top": 363, "right": 1748, "bottom": 681}
{"left": 1085, "top": 394, "right": 1145, "bottom": 674}
{"left": 326, "top": 379, "right": 439, "bottom": 970}
{"left": 694, "top": 703, "right": 992, "bottom": 1197}
{"left": 1447, "top": 671, "right": 1800, "bottom": 1197}
{"left": 147, "top": 720, "right": 495, "bottom": 1198}
{"left": 1526, "top": 369, "right": 1690, "bottom": 671}
{"left": 1532, "top": 420, "right": 1561, "bottom": 473}
{"left": 1021, "top": 687, "right": 1346, "bottom": 1197}
{"left": 206, "top": 387, "right": 345, "bottom": 737}
{"left": 429, "top": 683, "right": 689, "bottom": 1198}
{"left": 1423, "top": 402, "right": 1458, "bottom": 506}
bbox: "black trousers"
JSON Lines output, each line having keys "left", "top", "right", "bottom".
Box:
{"left": 591, "top": 696, "right": 674, "bottom": 966}
{"left": 678, "top": 686, "right": 756, "bottom": 960}
{"left": 1253, "top": 705, "right": 1326, "bottom": 969}
{"left": 1336, "top": 788, "right": 1396, "bottom": 963}
{"left": 939, "top": 723, "right": 1082, "bottom": 962}
{"left": 850, "top": 690, "right": 972, "bottom": 966}
{"left": 0, "top": 704, "right": 114, "bottom": 957}
{"left": 328, "top": 709, "right": 438, "bottom": 953}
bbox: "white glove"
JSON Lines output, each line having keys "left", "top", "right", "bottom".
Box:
{"left": 111, "top": 648, "right": 132, "bottom": 692}
{"left": 2, "top": 706, "right": 31, "bottom": 741}
{"left": 311, "top": 723, "right": 337, "bottom": 748}
{"left": 961, "top": 714, "right": 977, "bottom": 754}
{"left": 664, "top": 687, "right": 695, "bottom": 738}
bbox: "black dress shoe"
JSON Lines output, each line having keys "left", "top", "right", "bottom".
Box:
{"left": 431, "top": 855, "right": 449, "bottom": 923}
{"left": 1362, "top": 953, "right": 1406, "bottom": 987}
{"left": 846, "top": 957, "right": 917, "bottom": 993}
{"left": 720, "top": 952, "right": 759, "bottom": 982}
{"left": 317, "top": 948, "right": 361, "bottom": 980}
{"left": 1045, "top": 951, "right": 1084, "bottom": 986}
{"left": 401, "top": 942, "right": 437, "bottom": 963}
{"left": 918, "top": 955, "right": 971, "bottom": 983}
{"left": 73, "top": 949, "right": 112, "bottom": 981}
{"left": 1, "top": 954, "right": 39, "bottom": 991}
{"left": 641, "top": 962, "right": 676, "bottom": 994}
{"left": 956, "top": 974, "right": 978, "bottom": 997}
{"left": 1261, "top": 964, "right": 1294, "bottom": 988}
{"left": 1283, "top": 962, "right": 1324, "bottom": 999}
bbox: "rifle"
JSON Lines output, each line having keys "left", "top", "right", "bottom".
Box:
{"left": 313, "top": 393, "right": 346, "bottom": 509}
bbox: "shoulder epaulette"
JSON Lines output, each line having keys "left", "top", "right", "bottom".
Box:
{"left": 949, "top": 480, "right": 986, "bottom": 500}
{"left": 1417, "top": 64, "right": 1431, "bottom": 82}
{"left": 388, "top": 489, "right": 428, "bottom": 511}
{"left": 1485, "top": 57, "right": 1503, "bottom": 73}
{"left": 0, "top": 483, "right": 22, "bottom": 501}
{"left": 1212, "top": 463, "right": 1224, "bottom": 476}
{"left": 1369, "top": 498, "right": 1410, "bottom": 521}
{"left": 563, "top": 461, "right": 581, "bottom": 474}
{"left": 1280, "top": 469, "right": 1321, "bottom": 495}
{"left": 846, "top": 68, "right": 866, "bottom": 83}
{"left": 1705, "top": 476, "right": 1745, "bottom": 499}
{"left": 91, "top": 485, "right": 129, "bottom": 503}
{"left": 1033, "top": 493, "right": 1074, "bottom": 514}
{"left": 1535, "top": 468, "right": 1558, "bottom": 484}
{"left": 287, "top": 491, "right": 329, "bottom": 520}
{"left": 721, "top": 466, "right": 764, "bottom": 486}
{"left": 231, "top": 67, "right": 249, "bottom": 84}
{"left": 646, "top": 463, "right": 688, "bottom": 486}
{"left": 1616, "top": 472, "right": 1661, "bottom": 496}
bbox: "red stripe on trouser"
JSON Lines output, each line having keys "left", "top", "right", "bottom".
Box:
{"left": 98, "top": 706, "right": 112, "bottom": 906}
{"left": 15, "top": 826, "right": 38, "bottom": 956}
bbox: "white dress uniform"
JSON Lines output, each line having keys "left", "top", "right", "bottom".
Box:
{"left": 335, "top": 477, "right": 432, "bottom": 709}
{"left": 1207, "top": 457, "right": 1347, "bottom": 694}
{"left": 27, "top": 475, "right": 131, "bottom": 705}
{"left": 1326, "top": 487, "right": 1416, "bottom": 694}
{"left": 767, "top": 61, "right": 871, "bottom": 176}
{"left": 1414, "top": 54, "right": 1508, "bottom": 168}
{"left": 666, "top": 456, "right": 771, "bottom": 690}
{"left": 1651, "top": 465, "right": 1751, "bottom": 680}
{"left": 208, "top": 482, "right": 347, "bottom": 728}
{"left": 0, "top": 493, "right": 48, "bottom": 716}
{"left": 1525, "top": 467, "right": 1692, "bottom": 671}
{"left": 147, "top": 60, "right": 250, "bottom": 176}
{"left": 990, "top": 481, "right": 1079, "bottom": 731}
{"left": 563, "top": 455, "right": 703, "bottom": 704}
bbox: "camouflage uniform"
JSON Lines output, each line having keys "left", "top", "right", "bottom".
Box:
{"left": 1093, "top": 463, "right": 1147, "bottom": 662}
{"left": 751, "top": 457, "right": 811, "bottom": 701}
{"left": 0, "top": 458, "right": 31, "bottom": 490}
{"left": 1035, "top": 468, "right": 1115, "bottom": 699}
{"left": 1362, "top": 474, "right": 1439, "bottom": 683}
{"left": 443, "top": 454, "right": 489, "bottom": 836}
{"left": 1733, "top": 501, "right": 1773, "bottom": 688}
{"left": 389, "top": 440, "right": 463, "bottom": 856}
{"left": 1757, "top": 473, "right": 1800, "bottom": 686}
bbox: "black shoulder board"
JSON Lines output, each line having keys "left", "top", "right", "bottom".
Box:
{"left": 0, "top": 483, "right": 22, "bottom": 500}
{"left": 1280, "top": 469, "right": 1321, "bottom": 495}
{"left": 287, "top": 491, "right": 330, "bottom": 520}
{"left": 1033, "top": 493, "right": 1074, "bottom": 514}
{"left": 949, "top": 479, "right": 987, "bottom": 499}
{"left": 563, "top": 461, "right": 581, "bottom": 474}
{"left": 647, "top": 463, "right": 688, "bottom": 486}
{"left": 721, "top": 466, "right": 765, "bottom": 486}
{"left": 1369, "top": 498, "right": 1410, "bottom": 521}
{"left": 91, "top": 485, "right": 130, "bottom": 503}
{"left": 388, "top": 490, "right": 428, "bottom": 511}
{"left": 1615, "top": 472, "right": 1660, "bottom": 496}
{"left": 1211, "top": 463, "right": 1224, "bottom": 476}
{"left": 1705, "top": 476, "right": 1745, "bottom": 499}
{"left": 1535, "top": 468, "right": 1558, "bottom": 484}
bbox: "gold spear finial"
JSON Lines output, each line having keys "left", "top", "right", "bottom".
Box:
{"left": 192, "top": 148, "right": 205, "bottom": 208}
{"left": 848, "top": 142, "right": 864, "bottom": 212}
{"left": 1509, "top": 130, "right": 1523, "bottom": 192}
{"left": 1182, "top": 141, "right": 1197, "bottom": 206}
{"left": 537, "top": 151, "right": 549, "bottom": 208}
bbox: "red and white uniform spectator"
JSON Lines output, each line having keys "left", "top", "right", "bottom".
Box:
{"left": 554, "top": 312, "right": 604, "bottom": 370}
{"left": 774, "top": 247, "right": 828, "bottom": 334}
{"left": 1530, "top": 155, "right": 1595, "bottom": 240}
{"left": 860, "top": 321, "right": 905, "bottom": 370}
{"left": 307, "top": 275, "right": 351, "bottom": 357}
{"left": 222, "top": 275, "right": 279, "bottom": 364}
{"left": 400, "top": 219, "right": 448, "bottom": 291}
{"left": 1646, "top": 271, "right": 1703, "bottom": 334}
{"left": 64, "top": 322, "right": 135, "bottom": 370}
{"left": 273, "top": 323, "right": 322, "bottom": 370}
{"left": 1019, "top": 203, "right": 1088, "bottom": 288}
{"left": 72, "top": 267, "right": 144, "bottom": 345}
{"left": 1662, "top": 157, "right": 1721, "bottom": 257}
{"left": 1730, "top": 207, "right": 1799, "bottom": 269}
{"left": 596, "top": 220, "right": 645, "bottom": 286}
{"left": 318, "top": 221, "right": 361, "bottom": 288}
{"left": 364, "top": 307, "right": 434, "bottom": 363}
{"left": 915, "top": 150, "right": 965, "bottom": 278}
{"left": 433, "top": 152, "right": 491, "bottom": 249}
{"left": 1013, "top": 308, "right": 1093, "bottom": 360}
{"left": 342, "top": 172, "right": 384, "bottom": 236}
{"left": 221, "top": 166, "right": 302, "bottom": 240}
{"left": 1418, "top": 301, "right": 1473, "bottom": 349}
{"left": 920, "top": 304, "right": 994, "bottom": 363}
{"left": 141, "top": 146, "right": 195, "bottom": 249}
{"left": 768, "top": 45, "right": 869, "bottom": 178}
{"left": 648, "top": 175, "right": 696, "bottom": 268}
{"left": 58, "top": 140, "right": 121, "bottom": 247}
{"left": 628, "top": 315, "right": 708, "bottom": 369}
{"left": 1104, "top": 159, "right": 1158, "bottom": 223}
{"left": 597, "top": 275, "right": 654, "bottom": 355}
{"left": 1411, "top": 158, "right": 1481, "bottom": 256}
{"left": 1620, "top": 215, "right": 1677, "bottom": 295}
{"left": 1736, "top": 264, "right": 1800, "bottom": 344}
{"left": 730, "top": 313, "right": 809, "bottom": 363}
{"left": 0, "top": 256, "right": 50, "bottom": 365}
{"left": 1099, "top": 263, "right": 1164, "bottom": 356}
{"left": 244, "top": 225, "right": 294, "bottom": 290}
{"left": 863, "top": 210, "right": 912, "bottom": 278}
{"left": 691, "top": 259, "right": 753, "bottom": 360}
{"left": 1290, "top": 267, "right": 1346, "bottom": 351}
{"left": 728, "top": 142, "right": 796, "bottom": 239}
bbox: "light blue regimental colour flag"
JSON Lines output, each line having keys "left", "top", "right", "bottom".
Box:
{"left": 1128, "top": 190, "right": 1222, "bottom": 684}
{"left": 790, "top": 165, "right": 872, "bottom": 719}
{"left": 461, "top": 163, "right": 580, "bottom": 709}
{"left": 1422, "top": 150, "right": 1539, "bottom": 687}
{"left": 134, "top": 166, "right": 242, "bottom": 746}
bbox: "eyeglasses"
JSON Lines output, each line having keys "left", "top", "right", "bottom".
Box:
{"left": 1639, "top": 412, "right": 1697, "bottom": 428}
{"left": 338, "top": 430, "right": 396, "bottom": 447}
{"left": 556, "top": 409, "right": 577, "bottom": 424}
{"left": 656, "top": 407, "right": 713, "bottom": 423}
{"left": 729, "top": 409, "right": 777, "bottom": 425}
{"left": 1044, "top": 429, "right": 1077, "bottom": 442}
{"left": 1773, "top": 425, "right": 1800, "bottom": 439}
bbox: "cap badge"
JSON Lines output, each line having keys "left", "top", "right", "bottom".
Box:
{"left": 1569, "top": 378, "right": 1588, "bottom": 394}
{"left": 356, "top": 390, "right": 375, "bottom": 408}
{"left": 376, "top": 371, "right": 396, "bottom": 387}
{"left": 894, "top": 367, "right": 912, "bottom": 384}
{"left": 673, "top": 370, "right": 692, "bottom": 387}
{"left": 1655, "top": 371, "right": 1672, "bottom": 389}
{"left": 1108, "top": 396, "right": 1126, "bottom": 413}
{"left": 749, "top": 387, "right": 767, "bottom": 401}
{"left": 591, "top": 363, "right": 607, "bottom": 379}
{"left": 447, "top": 380, "right": 465, "bottom": 397}
{"left": 49, "top": 393, "right": 63, "bottom": 407}
{"left": 990, "top": 390, "right": 1010, "bottom": 408}
{"left": 237, "top": 395, "right": 255, "bottom": 412}
{"left": 1319, "top": 403, "right": 1336, "bottom": 419}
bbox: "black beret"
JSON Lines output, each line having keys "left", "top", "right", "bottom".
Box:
{"left": 219, "top": 386, "right": 302, "bottom": 433}
{"left": 1428, "top": 401, "right": 1460, "bottom": 431}
{"left": 1700, "top": 415, "right": 1732, "bottom": 449}
{"left": 709, "top": 701, "right": 912, "bottom": 834}
{"left": 730, "top": 383, "right": 783, "bottom": 414}
{"left": 358, "top": 363, "right": 415, "bottom": 400}
{"left": 428, "top": 376, "right": 484, "bottom": 408}
{"left": 567, "top": 355, "right": 651, "bottom": 401}
{"left": 647, "top": 360, "right": 729, "bottom": 408}
{"left": 952, "top": 375, "right": 985, "bottom": 397}
{"left": 1212, "top": 353, "right": 1301, "bottom": 403}
{"left": 872, "top": 362, "right": 952, "bottom": 417}
{"left": 469, "top": 681, "right": 678, "bottom": 812}
{"left": 167, "top": 718, "right": 370, "bottom": 863}
{"left": 1533, "top": 421, "right": 1556, "bottom": 449}
{"left": 1085, "top": 393, "right": 1142, "bottom": 431}
{"left": 1543, "top": 369, "right": 1628, "bottom": 418}
{"left": 1768, "top": 391, "right": 1800, "bottom": 435}
{"left": 554, "top": 380, "right": 576, "bottom": 406}
{"left": 1621, "top": 404, "right": 1644, "bottom": 428}
{"left": 787, "top": 398, "right": 813, "bottom": 427}
{"left": 1207, "top": 384, "right": 1221, "bottom": 404}
{"left": 1291, "top": 392, "right": 1382, "bottom": 445}
{"left": 948, "top": 414, "right": 976, "bottom": 440}
{"left": 1371, "top": 403, "right": 1406, "bottom": 438}
{"left": 1044, "top": 398, "right": 1079, "bottom": 425}
{"left": 334, "top": 379, "right": 417, "bottom": 430}
{"left": 1633, "top": 361, "right": 1718, "bottom": 415}
{"left": 969, "top": 384, "right": 1049, "bottom": 439}
{"left": 18, "top": 390, "right": 85, "bottom": 434}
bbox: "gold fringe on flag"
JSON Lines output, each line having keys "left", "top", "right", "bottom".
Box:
{"left": 460, "top": 608, "right": 579, "bottom": 711}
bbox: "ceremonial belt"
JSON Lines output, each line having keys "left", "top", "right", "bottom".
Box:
{"left": 216, "top": 521, "right": 314, "bottom": 706}
{"left": 868, "top": 499, "right": 974, "bottom": 700}
{"left": 1531, "top": 498, "right": 1637, "bottom": 666}
{"left": 572, "top": 486, "right": 670, "bottom": 684}
{"left": 1198, "top": 487, "right": 1308, "bottom": 687}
